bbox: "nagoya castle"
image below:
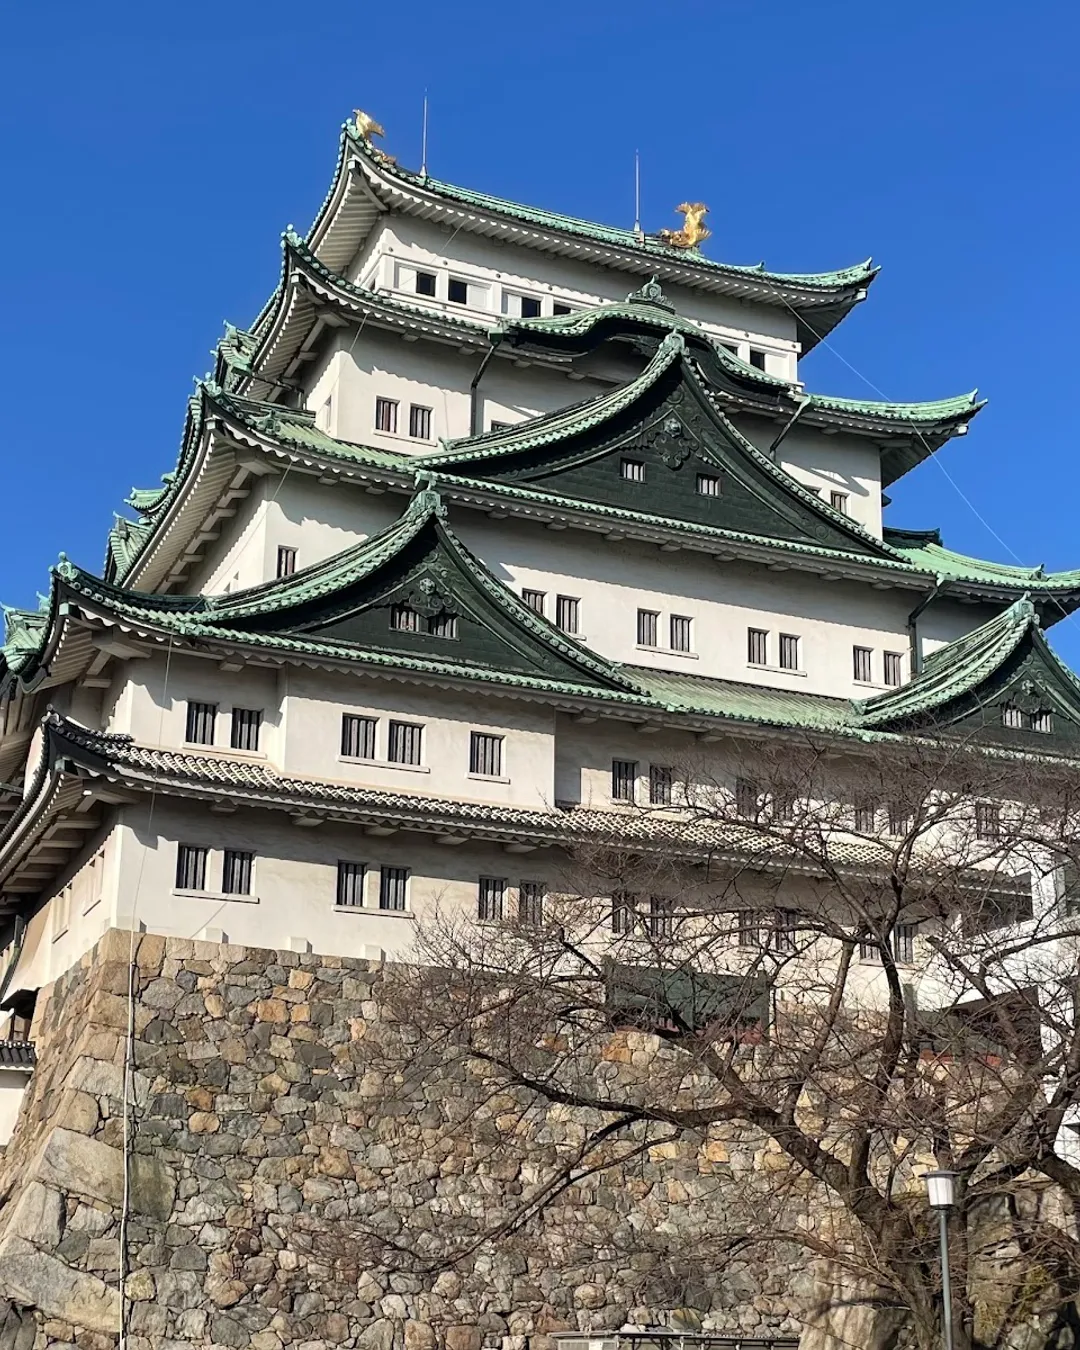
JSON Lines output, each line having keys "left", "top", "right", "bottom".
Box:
{"left": 0, "top": 111, "right": 1077, "bottom": 1106}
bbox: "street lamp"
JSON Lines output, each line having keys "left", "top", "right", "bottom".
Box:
{"left": 924, "top": 1170, "right": 957, "bottom": 1350}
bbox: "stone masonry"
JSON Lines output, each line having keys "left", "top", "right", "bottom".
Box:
{"left": 0, "top": 930, "right": 812, "bottom": 1350}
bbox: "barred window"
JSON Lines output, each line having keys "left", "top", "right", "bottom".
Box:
{"left": 518, "top": 881, "right": 544, "bottom": 926}
{"left": 276, "top": 546, "right": 297, "bottom": 578}
{"left": 555, "top": 596, "right": 580, "bottom": 634}
{"left": 887, "top": 803, "right": 911, "bottom": 837}
{"left": 884, "top": 652, "right": 903, "bottom": 687}
{"left": 408, "top": 404, "right": 432, "bottom": 440}
{"left": 649, "top": 765, "right": 672, "bottom": 806}
{"left": 390, "top": 604, "right": 421, "bottom": 632}
{"left": 637, "top": 609, "right": 659, "bottom": 647}
{"left": 185, "top": 701, "right": 217, "bottom": 746}
{"left": 1032, "top": 710, "right": 1053, "bottom": 733}
{"left": 696, "top": 473, "right": 721, "bottom": 496}
{"left": 426, "top": 612, "right": 458, "bottom": 639}
{"left": 779, "top": 634, "right": 799, "bottom": 671}
{"left": 621, "top": 459, "right": 645, "bottom": 482}
{"left": 336, "top": 861, "right": 365, "bottom": 908}
{"left": 612, "top": 759, "right": 637, "bottom": 803}
{"left": 737, "top": 910, "right": 762, "bottom": 946}
{"left": 853, "top": 646, "right": 873, "bottom": 683}
{"left": 861, "top": 924, "right": 916, "bottom": 964}
{"left": 1001, "top": 704, "right": 1024, "bottom": 729}
{"left": 478, "top": 876, "right": 506, "bottom": 922}
{"left": 522, "top": 589, "right": 546, "bottom": 615}
{"left": 470, "top": 731, "right": 504, "bottom": 777}
{"left": 379, "top": 866, "right": 409, "bottom": 911}
{"left": 648, "top": 896, "right": 674, "bottom": 939}
{"left": 853, "top": 802, "right": 877, "bottom": 833}
{"left": 388, "top": 721, "right": 423, "bottom": 766}
{"left": 747, "top": 628, "right": 768, "bottom": 666}
{"left": 611, "top": 890, "right": 638, "bottom": 934}
{"left": 771, "top": 910, "right": 797, "bottom": 954}
{"left": 230, "top": 708, "right": 262, "bottom": 753}
{"left": 735, "top": 778, "right": 758, "bottom": 819}
{"left": 374, "top": 397, "right": 398, "bottom": 433}
{"left": 830, "top": 491, "right": 849, "bottom": 515}
{"left": 976, "top": 802, "right": 1001, "bottom": 840}
{"left": 222, "top": 850, "right": 253, "bottom": 897}
{"left": 175, "top": 844, "right": 207, "bottom": 892}
{"left": 771, "top": 791, "right": 795, "bottom": 823}
{"left": 341, "top": 714, "right": 377, "bottom": 760}
{"left": 670, "top": 615, "right": 692, "bottom": 652}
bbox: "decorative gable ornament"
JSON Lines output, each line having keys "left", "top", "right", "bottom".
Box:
{"left": 403, "top": 570, "right": 455, "bottom": 619}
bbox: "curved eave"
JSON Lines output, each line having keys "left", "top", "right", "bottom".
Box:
{"left": 312, "top": 129, "right": 875, "bottom": 351}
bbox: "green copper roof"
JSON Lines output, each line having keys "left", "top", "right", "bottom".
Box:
{"left": 883, "top": 531, "right": 1080, "bottom": 592}
{"left": 809, "top": 390, "right": 982, "bottom": 424}
{"left": 626, "top": 665, "right": 850, "bottom": 731}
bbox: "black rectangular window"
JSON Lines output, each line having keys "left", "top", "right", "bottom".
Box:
{"left": 470, "top": 731, "right": 504, "bottom": 777}
{"left": 648, "top": 896, "right": 674, "bottom": 939}
{"left": 426, "top": 612, "right": 457, "bottom": 639}
{"left": 374, "top": 397, "right": 398, "bottom": 433}
{"left": 887, "top": 803, "right": 911, "bottom": 837}
{"left": 552, "top": 302, "right": 572, "bottom": 316}
{"left": 735, "top": 778, "right": 758, "bottom": 819}
{"left": 175, "top": 844, "right": 207, "bottom": 892}
{"left": 415, "top": 270, "right": 437, "bottom": 297}
{"left": 390, "top": 604, "right": 421, "bottom": 632}
{"left": 748, "top": 348, "right": 767, "bottom": 371}
{"left": 853, "top": 646, "right": 873, "bottom": 683}
{"left": 637, "top": 609, "right": 659, "bottom": 646}
{"left": 737, "top": 910, "right": 762, "bottom": 946}
{"left": 222, "top": 850, "right": 253, "bottom": 897}
{"left": 854, "top": 802, "right": 877, "bottom": 833}
{"left": 747, "top": 628, "right": 768, "bottom": 666}
{"left": 520, "top": 296, "right": 542, "bottom": 319}
{"left": 976, "top": 802, "right": 1001, "bottom": 840}
{"left": 409, "top": 405, "right": 432, "bottom": 439}
{"left": 696, "top": 473, "right": 721, "bottom": 496}
{"left": 649, "top": 765, "right": 672, "bottom": 806}
{"left": 670, "top": 615, "right": 692, "bottom": 652}
{"left": 185, "top": 701, "right": 216, "bottom": 746}
{"left": 830, "top": 491, "right": 849, "bottom": 514}
{"left": 612, "top": 759, "right": 637, "bottom": 803}
{"left": 379, "top": 866, "right": 409, "bottom": 911}
{"left": 336, "top": 861, "right": 366, "bottom": 908}
{"left": 779, "top": 634, "right": 799, "bottom": 671}
{"left": 341, "top": 714, "right": 377, "bottom": 760}
{"left": 478, "top": 876, "right": 506, "bottom": 921}
{"left": 276, "top": 546, "right": 297, "bottom": 578}
{"left": 230, "top": 708, "right": 262, "bottom": 753}
{"left": 884, "top": 652, "right": 903, "bottom": 687}
{"left": 894, "top": 923, "right": 916, "bottom": 964}
{"left": 611, "top": 890, "right": 638, "bottom": 934}
{"left": 518, "top": 881, "right": 544, "bottom": 926}
{"left": 771, "top": 910, "right": 797, "bottom": 954}
{"left": 621, "top": 459, "right": 646, "bottom": 482}
{"left": 388, "top": 721, "right": 423, "bottom": 766}
{"left": 448, "top": 278, "right": 469, "bottom": 305}
{"left": 522, "top": 589, "right": 546, "bottom": 615}
{"left": 555, "top": 596, "right": 579, "bottom": 634}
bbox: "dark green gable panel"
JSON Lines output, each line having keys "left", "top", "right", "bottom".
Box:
{"left": 938, "top": 646, "right": 1080, "bottom": 752}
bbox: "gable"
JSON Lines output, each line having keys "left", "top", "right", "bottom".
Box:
{"left": 937, "top": 642, "right": 1080, "bottom": 752}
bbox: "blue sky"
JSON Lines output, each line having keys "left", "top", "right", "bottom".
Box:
{"left": 3, "top": 2, "right": 1079, "bottom": 656}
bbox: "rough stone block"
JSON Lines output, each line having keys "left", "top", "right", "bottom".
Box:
{"left": 0, "top": 1234, "right": 120, "bottom": 1335}
{"left": 4, "top": 1180, "right": 63, "bottom": 1248}
{"left": 34, "top": 1127, "right": 176, "bottom": 1221}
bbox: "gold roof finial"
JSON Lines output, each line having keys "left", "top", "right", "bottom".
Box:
{"left": 658, "top": 202, "right": 710, "bottom": 250}
{"left": 352, "top": 109, "right": 396, "bottom": 165}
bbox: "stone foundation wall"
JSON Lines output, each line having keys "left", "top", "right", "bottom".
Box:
{"left": 0, "top": 931, "right": 816, "bottom": 1350}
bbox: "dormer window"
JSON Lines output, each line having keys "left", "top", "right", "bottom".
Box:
{"left": 415, "top": 271, "right": 437, "bottom": 297}
{"left": 621, "top": 459, "right": 645, "bottom": 482}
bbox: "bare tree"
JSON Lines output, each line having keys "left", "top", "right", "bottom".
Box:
{"left": 366, "top": 733, "right": 1080, "bottom": 1350}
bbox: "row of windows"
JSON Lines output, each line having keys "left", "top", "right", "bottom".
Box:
{"left": 408, "top": 265, "right": 573, "bottom": 319}
{"left": 637, "top": 609, "right": 692, "bottom": 653}
{"left": 341, "top": 714, "right": 505, "bottom": 777}
{"left": 1001, "top": 704, "right": 1052, "bottom": 733}
{"left": 477, "top": 877, "right": 545, "bottom": 924}
{"left": 521, "top": 589, "right": 580, "bottom": 634}
{"left": 620, "top": 459, "right": 722, "bottom": 497}
{"left": 186, "top": 703, "right": 263, "bottom": 752}
{"left": 612, "top": 760, "right": 674, "bottom": 806}
{"left": 390, "top": 604, "right": 457, "bottom": 638}
{"left": 374, "top": 397, "right": 433, "bottom": 440}
{"left": 853, "top": 645, "right": 903, "bottom": 687}
{"left": 177, "top": 846, "right": 411, "bottom": 910}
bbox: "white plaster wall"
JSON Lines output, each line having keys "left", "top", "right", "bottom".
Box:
{"left": 0, "top": 1071, "right": 31, "bottom": 1146}
{"left": 186, "top": 477, "right": 273, "bottom": 596}
{"left": 772, "top": 424, "right": 884, "bottom": 539}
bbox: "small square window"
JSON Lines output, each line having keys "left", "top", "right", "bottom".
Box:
{"left": 175, "top": 844, "right": 207, "bottom": 892}
{"left": 884, "top": 652, "right": 903, "bottom": 687}
{"left": 379, "top": 866, "right": 409, "bottom": 911}
{"left": 390, "top": 604, "right": 421, "bottom": 632}
{"left": 336, "top": 861, "right": 366, "bottom": 908}
{"left": 747, "top": 628, "right": 768, "bottom": 667}
{"left": 670, "top": 615, "right": 692, "bottom": 652}
{"left": 415, "top": 271, "right": 437, "bottom": 297}
{"left": 230, "top": 708, "right": 262, "bottom": 753}
{"left": 779, "top": 634, "right": 800, "bottom": 671}
{"left": 448, "top": 278, "right": 469, "bottom": 305}
{"left": 518, "top": 881, "right": 545, "bottom": 926}
{"left": 409, "top": 405, "right": 432, "bottom": 440}
{"left": 735, "top": 778, "right": 759, "bottom": 819}
{"left": 388, "top": 721, "right": 423, "bottom": 766}
{"left": 478, "top": 876, "right": 506, "bottom": 922}
{"left": 375, "top": 397, "right": 398, "bottom": 434}
{"left": 552, "top": 302, "right": 572, "bottom": 316}
{"left": 748, "top": 348, "right": 767, "bottom": 371}
{"left": 520, "top": 296, "right": 542, "bottom": 319}
{"left": 612, "top": 759, "right": 637, "bottom": 803}
{"left": 853, "top": 646, "right": 873, "bottom": 683}
{"left": 649, "top": 765, "right": 672, "bottom": 806}
{"left": 470, "top": 731, "right": 504, "bottom": 778}
{"left": 555, "top": 596, "right": 580, "bottom": 634}
{"left": 621, "top": 459, "right": 646, "bottom": 482}
{"left": 276, "top": 546, "right": 297, "bottom": 578}
{"left": 696, "top": 473, "right": 721, "bottom": 497}
{"left": 830, "top": 491, "right": 849, "bottom": 514}
{"left": 637, "top": 608, "right": 659, "bottom": 647}
{"left": 222, "top": 850, "right": 253, "bottom": 897}
{"left": 426, "top": 612, "right": 457, "bottom": 639}
{"left": 185, "top": 702, "right": 217, "bottom": 746}
{"left": 341, "top": 714, "right": 377, "bottom": 760}
{"left": 522, "top": 589, "right": 546, "bottom": 615}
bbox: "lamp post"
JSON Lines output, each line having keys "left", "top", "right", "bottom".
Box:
{"left": 924, "top": 1170, "right": 957, "bottom": 1350}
